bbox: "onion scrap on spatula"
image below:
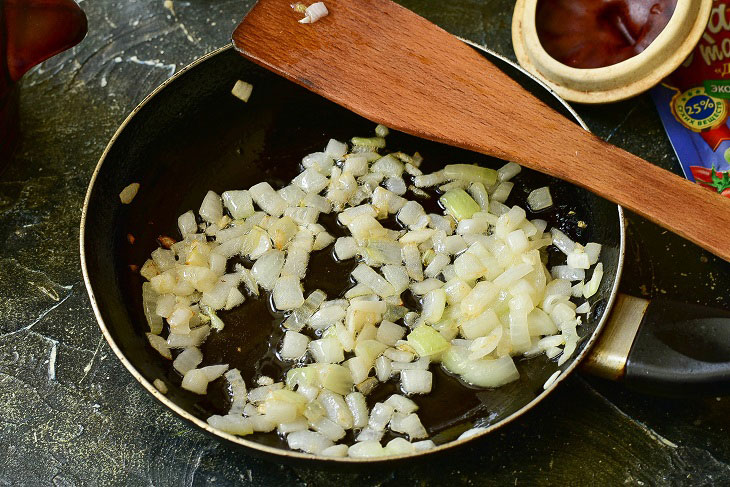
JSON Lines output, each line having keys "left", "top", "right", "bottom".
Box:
{"left": 138, "top": 118, "right": 603, "bottom": 457}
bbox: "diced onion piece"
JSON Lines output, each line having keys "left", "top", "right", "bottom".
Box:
{"left": 287, "top": 430, "right": 334, "bottom": 454}
{"left": 527, "top": 186, "right": 553, "bottom": 211}
{"left": 309, "top": 337, "right": 345, "bottom": 363}
{"left": 384, "top": 437, "right": 415, "bottom": 455}
{"left": 153, "top": 379, "right": 168, "bottom": 393}
{"left": 376, "top": 320, "right": 406, "bottom": 346}
{"left": 273, "top": 275, "right": 305, "bottom": 310}
{"left": 298, "top": 1, "right": 329, "bottom": 23}
{"left": 142, "top": 283, "right": 163, "bottom": 334}
{"left": 325, "top": 138, "right": 347, "bottom": 158}
{"left": 551, "top": 265, "right": 585, "bottom": 282}
{"left": 345, "top": 392, "right": 369, "bottom": 428}
{"left": 375, "top": 355, "right": 392, "bottom": 381}
{"left": 567, "top": 251, "right": 590, "bottom": 269}
{"left": 453, "top": 252, "right": 486, "bottom": 281}
{"left": 382, "top": 265, "right": 410, "bottom": 295}
{"left": 199, "top": 190, "right": 223, "bottom": 224}
{"left": 317, "top": 364, "right": 353, "bottom": 395}
{"left": 440, "top": 189, "right": 481, "bottom": 221}
{"left": 461, "top": 355, "right": 519, "bottom": 388}
{"left": 550, "top": 228, "right": 575, "bottom": 255}
{"left": 280, "top": 331, "right": 310, "bottom": 360}
{"left": 208, "top": 414, "right": 253, "bottom": 436}
{"left": 177, "top": 210, "right": 197, "bottom": 237}
{"left": 390, "top": 412, "right": 428, "bottom": 440}
{"left": 249, "top": 182, "right": 288, "bottom": 217}
{"left": 173, "top": 346, "right": 203, "bottom": 374}
{"left": 583, "top": 262, "right": 604, "bottom": 298}
{"left": 460, "top": 281, "right": 498, "bottom": 317}
{"left": 408, "top": 325, "right": 449, "bottom": 357}
{"left": 497, "top": 162, "right": 521, "bottom": 182}
{"left": 468, "top": 326, "right": 502, "bottom": 359}
{"left": 384, "top": 394, "right": 418, "bottom": 414}
{"left": 402, "top": 244, "right": 423, "bottom": 281}
{"left": 351, "top": 136, "right": 385, "bottom": 148}
{"left": 119, "top": 182, "right": 140, "bottom": 204}
{"left": 414, "top": 170, "right": 446, "bottom": 188}
{"left": 400, "top": 369, "right": 433, "bottom": 394}
{"left": 348, "top": 440, "right": 385, "bottom": 458}
{"left": 231, "top": 80, "right": 253, "bottom": 102}
{"left": 584, "top": 242, "right": 602, "bottom": 265}
{"left": 181, "top": 369, "right": 210, "bottom": 394}
{"left": 421, "top": 289, "right": 447, "bottom": 324}
{"left": 352, "top": 264, "right": 395, "bottom": 297}
{"left": 443, "top": 164, "right": 497, "bottom": 186}
{"left": 368, "top": 402, "right": 395, "bottom": 431}
{"left": 334, "top": 236, "right": 359, "bottom": 260}
{"left": 146, "top": 333, "right": 171, "bottom": 359}
{"left": 225, "top": 368, "right": 247, "bottom": 413}
{"left": 294, "top": 168, "right": 329, "bottom": 194}
{"left": 397, "top": 200, "right": 426, "bottom": 227}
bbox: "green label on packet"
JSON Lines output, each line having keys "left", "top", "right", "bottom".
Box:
{"left": 703, "top": 80, "right": 730, "bottom": 99}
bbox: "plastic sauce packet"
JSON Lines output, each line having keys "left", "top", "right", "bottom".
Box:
{"left": 652, "top": 2, "right": 730, "bottom": 197}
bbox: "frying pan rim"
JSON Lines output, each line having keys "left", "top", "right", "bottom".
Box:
{"left": 79, "top": 41, "right": 626, "bottom": 463}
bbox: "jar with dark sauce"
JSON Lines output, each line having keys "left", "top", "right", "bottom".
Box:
{"left": 536, "top": 0, "right": 678, "bottom": 69}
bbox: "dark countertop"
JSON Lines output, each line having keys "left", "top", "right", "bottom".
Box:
{"left": 2, "top": 1, "right": 730, "bottom": 485}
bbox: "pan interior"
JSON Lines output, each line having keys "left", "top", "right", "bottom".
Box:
{"left": 83, "top": 47, "right": 622, "bottom": 454}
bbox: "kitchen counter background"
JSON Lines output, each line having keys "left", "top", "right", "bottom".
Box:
{"left": 2, "top": 1, "right": 730, "bottom": 485}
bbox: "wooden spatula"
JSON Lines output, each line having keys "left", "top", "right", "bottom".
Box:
{"left": 233, "top": 0, "right": 730, "bottom": 261}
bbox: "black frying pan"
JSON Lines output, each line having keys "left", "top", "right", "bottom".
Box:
{"left": 80, "top": 43, "right": 730, "bottom": 466}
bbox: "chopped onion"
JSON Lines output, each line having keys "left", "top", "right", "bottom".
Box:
{"left": 173, "top": 346, "right": 203, "bottom": 374}
{"left": 497, "top": 162, "right": 521, "bottom": 182}
{"left": 225, "top": 368, "right": 247, "bottom": 413}
{"left": 351, "top": 264, "right": 395, "bottom": 297}
{"left": 146, "top": 333, "right": 171, "bottom": 359}
{"left": 527, "top": 186, "right": 553, "bottom": 211}
{"left": 280, "top": 331, "right": 310, "bottom": 360}
{"left": 400, "top": 369, "right": 432, "bottom": 394}
{"left": 583, "top": 263, "right": 604, "bottom": 298}
{"left": 584, "top": 242, "right": 602, "bottom": 265}
{"left": 550, "top": 228, "right": 575, "bottom": 255}
{"left": 440, "top": 189, "right": 480, "bottom": 221}
{"left": 139, "top": 125, "right": 607, "bottom": 458}
{"left": 389, "top": 412, "right": 427, "bottom": 439}
{"left": 298, "top": 1, "right": 329, "bottom": 24}
{"left": 119, "top": 182, "right": 140, "bottom": 204}
{"left": 231, "top": 80, "right": 253, "bottom": 102}
{"left": 273, "top": 275, "right": 305, "bottom": 310}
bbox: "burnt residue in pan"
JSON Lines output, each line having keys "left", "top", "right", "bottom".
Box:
{"left": 90, "top": 48, "right": 620, "bottom": 452}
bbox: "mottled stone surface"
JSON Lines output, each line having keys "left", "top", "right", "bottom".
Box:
{"left": 1, "top": 0, "right": 729, "bottom": 485}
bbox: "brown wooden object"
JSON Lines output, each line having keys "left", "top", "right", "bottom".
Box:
{"left": 233, "top": 0, "right": 730, "bottom": 261}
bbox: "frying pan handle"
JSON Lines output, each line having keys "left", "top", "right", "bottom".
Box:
{"left": 582, "top": 293, "right": 730, "bottom": 396}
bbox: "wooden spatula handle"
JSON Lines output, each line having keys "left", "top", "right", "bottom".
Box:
{"left": 511, "top": 130, "right": 730, "bottom": 261}
{"left": 233, "top": 0, "right": 730, "bottom": 261}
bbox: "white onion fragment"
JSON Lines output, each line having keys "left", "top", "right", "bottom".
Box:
{"left": 138, "top": 122, "right": 604, "bottom": 458}
{"left": 119, "top": 182, "right": 140, "bottom": 204}
{"left": 231, "top": 80, "right": 253, "bottom": 102}
{"left": 298, "top": 2, "right": 329, "bottom": 24}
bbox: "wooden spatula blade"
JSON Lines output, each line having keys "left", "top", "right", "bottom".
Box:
{"left": 233, "top": 0, "right": 560, "bottom": 163}
{"left": 233, "top": 0, "right": 730, "bottom": 261}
